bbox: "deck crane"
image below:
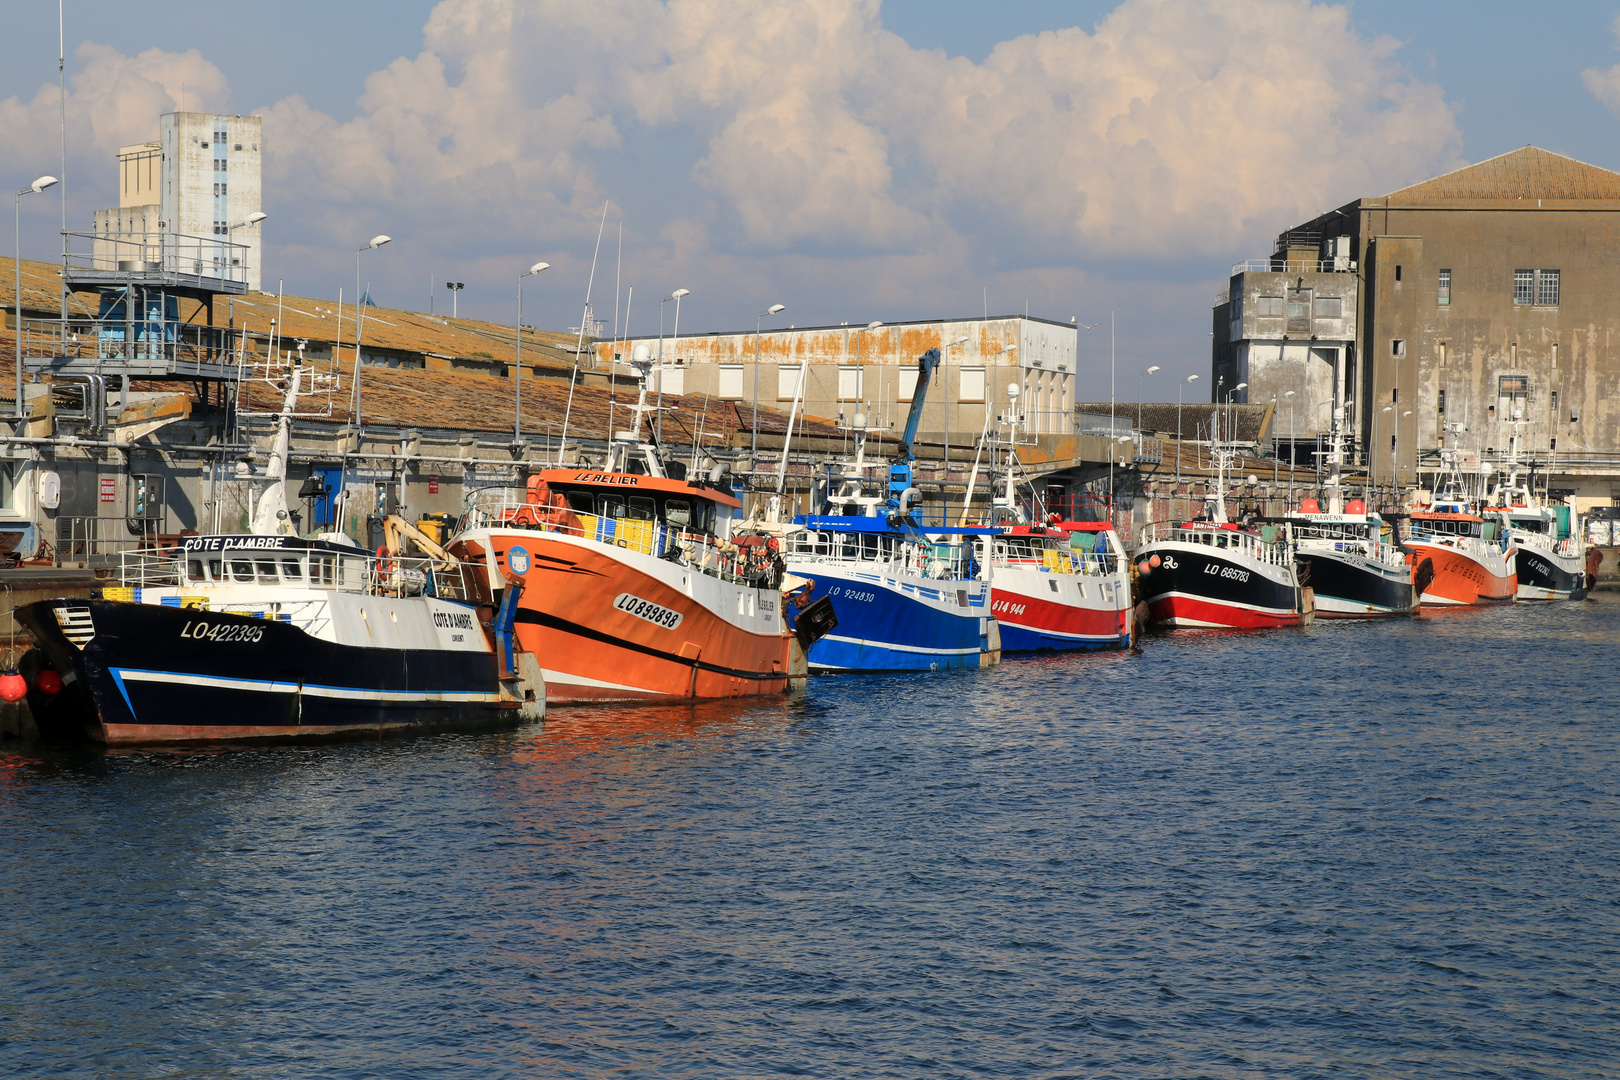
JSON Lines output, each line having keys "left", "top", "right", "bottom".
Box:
{"left": 885, "top": 348, "right": 940, "bottom": 515}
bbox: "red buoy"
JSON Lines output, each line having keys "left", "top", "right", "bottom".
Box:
{"left": 36, "top": 669, "right": 62, "bottom": 695}
{"left": 1300, "top": 498, "right": 1322, "bottom": 514}
{"left": 0, "top": 672, "right": 27, "bottom": 703}
{"left": 1138, "top": 560, "right": 1151, "bottom": 575}
{"left": 1149, "top": 554, "right": 1161, "bottom": 568}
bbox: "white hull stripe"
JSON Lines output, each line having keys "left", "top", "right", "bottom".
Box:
{"left": 113, "top": 669, "right": 502, "bottom": 704}
{"left": 538, "top": 668, "right": 659, "bottom": 695}
{"left": 1145, "top": 590, "right": 1299, "bottom": 617}
{"left": 818, "top": 633, "right": 981, "bottom": 655}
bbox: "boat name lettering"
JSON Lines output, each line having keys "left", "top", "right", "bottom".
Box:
{"left": 573, "top": 472, "right": 640, "bottom": 486}
{"left": 182, "top": 536, "right": 298, "bottom": 552}
{"left": 613, "top": 592, "right": 684, "bottom": 629}
{"left": 433, "top": 610, "right": 477, "bottom": 630}
{"left": 180, "top": 620, "right": 265, "bottom": 643}
{"left": 1206, "top": 564, "right": 1251, "bottom": 583}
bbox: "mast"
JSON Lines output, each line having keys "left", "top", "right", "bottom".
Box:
{"left": 249, "top": 359, "right": 303, "bottom": 536}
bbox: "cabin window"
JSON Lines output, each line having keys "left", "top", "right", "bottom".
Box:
{"left": 664, "top": 499, "right": 691, "bottom": 529}
{"left": 861, "top": 534, "right": 879, "bottom": 559}
{"left": 311, "top": 556, "right": 335, "bottom": 585}
{"left": 207, "top": 559, "right": 222, "bottom": 580}
{"left": 628, "top": 497, "right": 656, "bottom": 521}
{"left": 255, "top": 560, "right": 279, "bottom": 584}
{"left": 187, "top": 559, "right": 205, "bottom": 581}
{"left": 229, "top": 559, "right": 255, "bottom": 581}
{"left": 814, "top": 532, "right": 830, "bottom": 556}
{"left": 564, "top": 490, "right": 595, "bottom": 513}
{"left": 281, "top": 558, "right": 304, "bottom": 581}
{"left": 597, "top": 495, "right": 626, "bottom": 519}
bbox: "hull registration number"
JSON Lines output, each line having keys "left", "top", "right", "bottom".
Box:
{"left": 613, "top": 592, "right": 684, "bottom": 630}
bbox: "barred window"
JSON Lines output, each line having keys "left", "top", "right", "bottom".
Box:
{"left": 1537, "top": 269, "right": 1560, "bottom": 306}
{"left": 1514, "top": 270, "right": 1534, "bottom": 304}
{"left": 1438, "top": 268, "right": 1450, "bottom": 305}
{"left": 1514, "top": 269, "right": 1560, "bottom": 306}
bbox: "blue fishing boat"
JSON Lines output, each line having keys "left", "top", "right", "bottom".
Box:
{"left": 778, "top": 347, "right": 1001, "bottom": 672}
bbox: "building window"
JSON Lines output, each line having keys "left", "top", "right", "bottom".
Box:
{"left": 959, "top": 366, "right": 986, "bottom": 402}
{"left": 837, "top": 365, "right": 863, "bottom": 401}
{"left": 1513, "top": 269, "right": 1559, "bottom": 306}
{"left": 1256, "top": 296, "right": 1284, "bottom": 317}
{"left": 1514, "top": 269, "right": 1534, "bottom": 304}
{"left": 1550, "top": 390, "right": 1558, "bottom": 416}
{"left": 1437, "top": 389, "right": 1446, "bottom": 414}
{"left": 1395, "top": 265, "right": 1402, "bottom": 282}
{"left": 1438, "top": 268, "right": 1450, "bottom": 305}
{"left": 717, "top": 364, "right": 744, "bottom": 400}
{"left": 656, "top": 364, "right": 684, "bottom": 397}
{"left": 1538, "top": 269, "right": 1560, "bottom": 306}
{"left": 1313, "top": 297, "right": 1342, "bottom": 318}
{"left": 1392, "top": 388, "right": 1399, "bottom": 404}
{"left": 899, "top": 367, "right": 921, "bottom": 402}
{"left": 1391, "top": 339, "right": 1405, "bottom": 359}
{"left": 777, "top": 364, "right": 801, "bottom": 401}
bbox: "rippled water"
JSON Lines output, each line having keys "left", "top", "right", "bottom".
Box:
{"left": 4, "top": 599, "right": 1619, "bottom": 1079}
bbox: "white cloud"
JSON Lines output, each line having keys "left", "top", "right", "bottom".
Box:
{"left": 1581, "top": 16, "right": 1620, "bottom": 117}
{"left": 0, "top": 1, "right": 1461, "bottom": 389}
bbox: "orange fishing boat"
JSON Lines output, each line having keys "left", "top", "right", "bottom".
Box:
{"left": 1403, "top": 510, "right": 1515, "bottom": 605}
{"left": 446, "top": 354, "right": 822, "bottom": 703}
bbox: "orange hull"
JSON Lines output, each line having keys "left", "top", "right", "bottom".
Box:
{"left": 474, "top": 530, "right": 797, "bottom": 704}
{"left": 1409, "top": 542, "right": 1515, "bottom": 606}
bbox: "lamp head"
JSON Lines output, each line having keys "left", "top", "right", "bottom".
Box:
{"left": 766, "top": 303, "right": 786, "bottom": 316}
{"left": 527, "top": 261, "right": 550, "bottom": 276}
{"left": 1185, "top": 374, "right": 1200, "bottom": 383}
{"left": 668, "top": 288, "right": 691, "bottom": 300}
{"left": 1284, "top": 390, "right": 1296, "bottom": 398}
{"left": 866, "top": 320, "right": 882, "bottom": 330}
{"left": 366, "top": 234, "right": 391, "bottom": 249}
{"left": 1234, "top": 382, "right": 1248, "bottom": 391}
{"left": 1145, "top": 365, "right": 1160, "bottom": 374}
{"left": 246, "top": 210, "right": 267, "bottom": 225}
{"left": 947, "top": 336, "right": 969, "bottom": 348}
{"left": 30, "top": 176, "right": 58, "bottom": 193}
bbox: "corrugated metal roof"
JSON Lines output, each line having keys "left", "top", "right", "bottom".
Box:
{"left": 1385, "top": 146, "right": 1620, "bottom": 202}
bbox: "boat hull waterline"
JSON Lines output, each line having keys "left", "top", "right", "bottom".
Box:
{"left": 1296, "top": 550, "right": 1420, "bottom": 618}
{"left": 1137, "top": 543, "right": 1304, "bottom": 630}
{"left": 18, "top": 599, "right": 512, "bottom": 745}
{"left": 459, "top": 529, "right": 801, "bottom": 703}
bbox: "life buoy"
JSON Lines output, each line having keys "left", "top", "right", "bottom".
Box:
{"left": 375, "top": 544, "right": 396, "bottom": 579}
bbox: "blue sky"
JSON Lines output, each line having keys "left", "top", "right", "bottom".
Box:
{"left": 5, "top": 1, "right": 1620, "bottom": 399}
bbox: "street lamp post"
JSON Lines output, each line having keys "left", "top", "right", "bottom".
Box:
{"left": 853, "top": 320, "right": 882, "bottom": 420}
{"left": 658, "top": 288, "right": 689, "bottom": 444}
{"left": 515, "top": 261, "right": 551, "bottom": 446}
{"left": 753, "top": 303, "right": 785, "bottom": 460}
{"left": 446, "top": 281, "right": 465, "bottom": 318}
{"left": 353, "top": 234, "right": 391, "bottom": 430}
{"left": 942, "top": 335, "right": 969, "bottom": 505}
{"left": 1137, "top": 365, "right": 1159, "bottom": 432}
{"left": 13, "top": 174, "right": 57, "bottom": 420}
{"left": 1176, "top": 373, "right": 1199, "bottom": 494}
{"left": 1282, "top": 389, "right": 1296, "bottom": 499}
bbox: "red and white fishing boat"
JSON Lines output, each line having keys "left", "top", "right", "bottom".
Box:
{"left": 988, "top": 521, "right": 1133, "bottom": 650}
{"left": 447, "top": 351, "right": 818, "bottom": 702}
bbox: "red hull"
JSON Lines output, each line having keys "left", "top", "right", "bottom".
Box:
{"left": 990, "top": 586, "right": 1128, "bottom": 642}
{"left": 1147, "top": 593, "right": 1303, "bottom": 630}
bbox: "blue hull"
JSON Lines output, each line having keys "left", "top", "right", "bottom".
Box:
{"left": 791, "top": 568, "right": 991, "bottom": 672}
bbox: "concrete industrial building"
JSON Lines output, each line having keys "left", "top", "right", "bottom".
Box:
{"left": 1214, "top": 147, "right": 1620, "bottom": 508}
{"left": 93, "top": 112, "right": 264, "bottom": 291}
{"left": 593, "top": 314, "right": 1079, "bottom": 442}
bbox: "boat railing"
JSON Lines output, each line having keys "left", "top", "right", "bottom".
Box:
{"left": 464, "top": 488, "right": 766, "bottom": 586}
{"left": 989, "top": 540, "right": 1117, "bottom": 577}
{"left": 784, "top": 530, "right": 978, "bottom": 581}
{"left": 1138, "top": 520, "right": 1291, "bottom": 569}
{"left": 115, "top": 548, "right": 478, "bottom": 603}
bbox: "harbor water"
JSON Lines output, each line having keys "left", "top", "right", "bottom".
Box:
{"left": 3, "top": 600, "right": 1619, "bottom": 1078}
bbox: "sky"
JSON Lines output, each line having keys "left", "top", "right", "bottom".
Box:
{"left": 5, "top": 0, "right": 1620, "bottom": 401}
